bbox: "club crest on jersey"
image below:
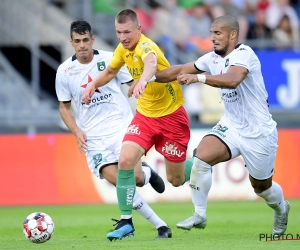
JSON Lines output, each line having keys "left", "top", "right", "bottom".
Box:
{"left": 127, "top": 124, "right": 140, "bottom": 135}
{"left": 93, "top": 153, "right": 102, "bottom": 168}
{"left": 162, "top": 142, "right": 184, "bottom": 157}
{"left": 214, "top": 124, "right": 228, "bottom": 132}
{"left": 211, "top": 124, "right": 228, "bottom": 138}
{"left": 225, "top": 58, "right": 229, "bottom": 67}
{"left": 97, "top": 61, "right": 106, "bottom": 71}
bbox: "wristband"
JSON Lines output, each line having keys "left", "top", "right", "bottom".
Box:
{"left": 148, "top": 75, "right": 156, "bottom": 83}
{"left": 197, "top": 74, "right": 206, "bottom": 83}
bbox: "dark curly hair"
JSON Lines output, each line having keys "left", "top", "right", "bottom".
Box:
{"left": 70, "top": 20, "right": 93, "bottom": 38}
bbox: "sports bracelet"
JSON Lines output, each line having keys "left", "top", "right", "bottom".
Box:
{"left": 197, "top": 74, "right": 206, "bottom": 83}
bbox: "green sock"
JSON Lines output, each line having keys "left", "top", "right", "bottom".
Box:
{"left": 184, "top": 157, "right": 194, "bottom": 183}
{"left": 116, "top": 169, "right": 136, "bottom": 216}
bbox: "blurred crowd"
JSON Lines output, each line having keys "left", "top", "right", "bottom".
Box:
{"left": 134, "top": 0, "right": 300, "bottom": 64}
{"left": 92, "top": 0, "right": 300, "bottom": 124}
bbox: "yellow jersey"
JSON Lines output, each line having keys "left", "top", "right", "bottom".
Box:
{"left": 109, "top": 34, "right": 184, "bottom": 117}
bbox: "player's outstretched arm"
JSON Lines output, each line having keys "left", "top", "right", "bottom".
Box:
{"left": 59, "top": 102, "right": 87, "bottom": 153}
{"left": 154, "top": 61, "right": 199, "bottom": 83}
{"left": 133, "top": 52, "right": 157, "bottom": 98}
{"left": 81, "top": 65, "right": 120, "bottom": 104}
{"left": 203, "top": 65, "right": 248, "bottom": 89}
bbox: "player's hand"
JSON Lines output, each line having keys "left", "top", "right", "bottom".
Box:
{"left": 133, "top": 80, "right": 147, "bottom": 99}
{"left": 128, "top": 81, "right": 138, "bottom": 98}
{"left": 75, "top": 129, "right": 88, "bottom": 153}
{"left": 177, "top": 74, "right": 198, "bottom": 85}
{"left": 81, "top": 82, "right": 96, "bottom": 104}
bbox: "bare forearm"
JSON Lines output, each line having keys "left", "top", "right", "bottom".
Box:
{"left": 94, "top": 67, "right": 118, "bottom": 88}
{"left": 155, "top": 61, "right": 199, "bottom": 83}
{"left": 59, "top": 105, "right": 81, "bottom": 135}
{"left": 155, "top": 65, "right": 183, "bottom": 82}
{"left": 205, "top": 73, "right": 241, "bottom": 89}
{"left": 140, "top": 57, "right": 157, "bottom": 83}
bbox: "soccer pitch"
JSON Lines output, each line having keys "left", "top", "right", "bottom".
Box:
{"left": 1, "top": 200, "right": 299, "bottom": 250}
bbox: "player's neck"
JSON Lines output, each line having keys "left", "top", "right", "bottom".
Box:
{"left": 221, "top": 42, "right": 240, "bottom": 58}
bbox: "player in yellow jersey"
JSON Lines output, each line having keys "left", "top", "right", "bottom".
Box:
{"left": 81, "top": 9, "right": 193, "bottom": 241}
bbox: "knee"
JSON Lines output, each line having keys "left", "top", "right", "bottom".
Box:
{"left": 167, "top": 176, "right": 184, "bottom": 187}
{"left": 249, "top": 175, "right": 272, "bottom": 194}
{"left": 118, "top": 154, "right": 133, "bottom": 170}
{"left": 251, "top": 180, "right": 272, "bottom": 194}
{"left": 135, "top": 174, "right": 144, "bottom": 187}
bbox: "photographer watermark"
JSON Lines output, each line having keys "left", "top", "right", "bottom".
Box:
{"left": 259, "top": 233, "right": 300, "bottom": 241}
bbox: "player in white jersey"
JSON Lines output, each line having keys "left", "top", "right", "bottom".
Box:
{"left": 152, "top": 15, "right": 290, "bottom": 238}
{"left": 55, "top": 20, "right": 171, "bottom": 238}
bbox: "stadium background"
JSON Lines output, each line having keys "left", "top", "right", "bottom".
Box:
{"left": 0, "top": 0, "right": 300, "bottom": 206}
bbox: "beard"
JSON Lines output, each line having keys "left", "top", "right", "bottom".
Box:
{"left": 214, "top": 44, "right": 229, "bottom": 56}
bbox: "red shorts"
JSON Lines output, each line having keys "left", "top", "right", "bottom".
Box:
{"left": 123, "top": 106, "right": 190, "bottom": 162}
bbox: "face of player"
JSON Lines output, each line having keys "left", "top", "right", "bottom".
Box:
{"left": 70, "top": 31, "right": 95, "bottom": 64}
{"left": 115, "top": 20, "right": 141, "bottom": 51}
{"left": 210, "top": 23, "right": 232, "bottom": 57}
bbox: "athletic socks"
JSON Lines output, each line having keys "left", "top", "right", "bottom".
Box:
{"left": 257, "top": 181, "right": 286, "bottom": 215}
{"left": 133, "top": 192, "right": 167, "bottom": 229}
{"left": 190, "top": 157, "right": 212, "bottom": 218}
{"left": 141, "top": 164, "right": 151, "bottom": 185}
{"left": 184, "top": 157, "right": 193, "bottom": 183}
{"left": 117, "top": 169, "right": 136, "bottom": 217}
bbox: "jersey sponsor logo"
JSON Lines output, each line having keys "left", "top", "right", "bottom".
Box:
{"left": 81, "top": 93, "right": 113, "bottom": 107}
{"left": 139, "top": 42, "right": 150, "bottom": 48}
{"left": 92, "top": 153, "right": 102, "bottom": 168}
{"left": 127, "top": 124, "right": 140, "bottom": 135}
{"left": 69, "top": 71, "right": 80, "bottom": 76}
{"left": 166, "top": 83, "right": 176, "bottom": 102}
{"left": 97, "top": 61, "right": 106, "bottom": 71}
{"left": 162, "top": 142, "right": 184, "bottom": 157}
{"left": 221, "top": 90, "right": 239, "bottom": 103}
{"left": 238, "top": 48, "right": 247, "bottom": 51}
{"left": 126, "top": 52, "right": 134, "bottom": 58}
{"left": 81, "top": 75, "right": 101, "bottom": 93}
{"left": 225, "top": 58, "right": 229, "bottom": 67}
{"left": 64, "top": 65, "right": 75, "bottom": 72}
{"left": 127, "top": 66, "right": 143, "bottom": 77}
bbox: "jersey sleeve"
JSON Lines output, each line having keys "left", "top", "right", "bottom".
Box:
{"left": 231, "top": 47, "right": 253, "bottom": 72}
{"left": 194, "top": 52, "right": 212, "bottom": 73}
{"left": 109, "top": 44, "right": 126, "bottom": 69}
{"left": 137, "top": 42, "right": 158, "bottom": 61}
{"left": 116, "top": 65, "right": 134, "bottom": 84}
{"left": 55, "top": 67, "right": 71, "bottom": 102}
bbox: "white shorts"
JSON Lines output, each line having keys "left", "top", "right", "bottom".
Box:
{"left": 85, "top": 128, "right": 126, "bottom": 179}
{"left": 207, "top": 122, "right": 278, "bottom": 180}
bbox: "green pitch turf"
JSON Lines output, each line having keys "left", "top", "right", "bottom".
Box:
{"left": 0, "top": 200, "right": 299, "bottom": 250}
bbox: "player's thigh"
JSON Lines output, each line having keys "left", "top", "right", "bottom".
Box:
{"left": 201, "top": 122, "right": 240, "bottom": 166}
{"left": 86, "top": 148, "right": 118, "bottom": 179}
{"left": 241, "top": 129, "right": 278, "bottom": 180}
{"left": 155, "top": 107, "right": 190, "bottom": 163}
{"left": 101, "top": 164, "right": 118, "bottom": 186}
{"left": 196, "top": 135, "right": 231, "bottom": 166}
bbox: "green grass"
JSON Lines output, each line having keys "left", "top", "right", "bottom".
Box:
{"left": 0, "top": 200, "right": 299, "bottom": 250}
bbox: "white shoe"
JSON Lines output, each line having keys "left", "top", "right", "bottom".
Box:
{"left": 272, "top": 200, "right": 291, "bottom": 237}
{"left": 176, "top": 212, "right": 206, "bottom": 230}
